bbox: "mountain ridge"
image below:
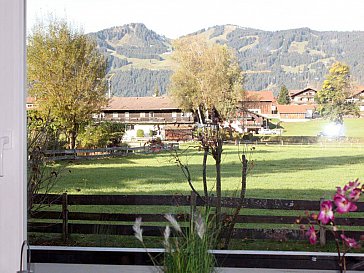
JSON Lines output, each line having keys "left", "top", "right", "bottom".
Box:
{"left": 90, "top": 23, "right": 364, "bottom": 97}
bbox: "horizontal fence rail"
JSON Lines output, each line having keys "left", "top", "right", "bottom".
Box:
{"left": 29, "top": 194, "right": 364, "bottom": 245}
{"left": 44, "top": 143, "right": 180, "bottom": 161}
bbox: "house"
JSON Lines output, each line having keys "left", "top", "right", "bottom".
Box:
{"left": 347, "top": 86, "right": 364, "bottom": 114}
{"left": 99, "top": 96, "right": 195, "bottom": 140}
{"left": 241, "top": 90, "right": 277, "bottom": 116}
{"left": 233, "top": 110, "right": 270, "bottom": 133}
{"left": 289, "top": 88, "right": 317, "bottom": 105}
{"left": 277, "top": 104, "right": 317, "bottom": 121}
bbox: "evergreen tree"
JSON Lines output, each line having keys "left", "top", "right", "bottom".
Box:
{"left": 153, "top": 83, "right": 160, "bottom": 97}
{"left": 277, "top": 85, "right": 290, "bottom": 104}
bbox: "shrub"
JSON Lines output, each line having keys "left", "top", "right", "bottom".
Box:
{"left": 78, "top": 124, "right": 108, "bottom": 148}
{"left": 136, "top": 129, "right": 144, "bottom": 137}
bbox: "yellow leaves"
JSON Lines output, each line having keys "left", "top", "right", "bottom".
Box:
{"left": 170, "top": 36, "right": 243, "bottom": 119}
{"left": 27, "top": 18, "right": 107, "bottom": 135}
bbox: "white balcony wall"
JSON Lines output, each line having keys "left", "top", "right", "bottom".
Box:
{"left": 0, "top": 0, "right": 27, "bottom": 272}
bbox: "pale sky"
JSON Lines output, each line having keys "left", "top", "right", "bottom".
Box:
{"left": 27, "top": 0, "right": 364, "bottom": 38}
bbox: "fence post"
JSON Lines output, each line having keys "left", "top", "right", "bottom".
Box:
{"left": 62, "top": 192, "right": 69, "bottom": 242}
{"left": 319, "top": 197, "right": 326, "bottom": 246}
{"left": 190, "top": 191, "right": 197, "bottom": 220}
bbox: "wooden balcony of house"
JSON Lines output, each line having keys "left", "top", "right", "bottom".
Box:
{"left": 101, "top": 115, "right": 194, "bottom": 124}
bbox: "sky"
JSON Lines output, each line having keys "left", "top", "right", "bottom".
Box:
{"left": 27, "top": 0, "right": 364, "bottom": 38}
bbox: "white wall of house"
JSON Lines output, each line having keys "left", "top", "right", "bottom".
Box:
{"left": 0, "top": 0, "right": 27, "bottom": 272}
{"left": 123, "top": 124, "right": 164, "bottom": 141}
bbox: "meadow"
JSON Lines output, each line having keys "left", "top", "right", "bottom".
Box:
{"left": 279, "top": 118, "right": 364, "bottom": 138}
{"left": 53, "top": 143, "right": 364, "bottom": 200}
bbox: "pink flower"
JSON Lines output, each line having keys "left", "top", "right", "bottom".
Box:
{"left": 336, "top": 186, "right": 346, "bottom": 196}
{"left": 340, "top": 234, "right": 360, "bottom": 249}
{"left": 343, "top": 180, "right": 360, "bottom": 192}
{"left": 306, "top": 226, "right": 317, "bottom": 245}
{"left": 334, "top": 194, "right": 357, "bottom": 214}
{"left": 318, "top": 200, "right": 334, "bottom": 224}
{"left": 349, "top": 188, "right": 361, "bottom": 202}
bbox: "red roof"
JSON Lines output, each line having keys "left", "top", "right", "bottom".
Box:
{"left": 244, "top": 91, "right": 274, "bottom": 102}
{"left": 349, "top": 85, "right": 364, "bottom": 97}
{"left": 277, "top": 104, "right": 316, "bottom": 114}
{"left": 103, "top": 96, "right": 179, "bottom": 111}
{"left": 289, "top": 88, "right": 317, "bottom": 97}
{"left": 26, "top": 97, "right": 36, "bottom": 104}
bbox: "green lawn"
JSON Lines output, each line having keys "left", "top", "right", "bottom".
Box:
{"left": 32, "top": 143, "right": 364, "bottom": 250}
{"left": 53, "top": 143, "right": 364, "bottom": 200}
{"left": 279, "top": 118, "right": 364, "bottom": 138}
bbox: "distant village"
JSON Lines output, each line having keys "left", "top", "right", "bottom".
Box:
{"left": 26, "top": 87, "right": 364, "bottom": 142}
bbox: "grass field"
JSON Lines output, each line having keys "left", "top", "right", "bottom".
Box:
{"left": 279, "top": 118, "right": 364, "bottom": 138}
{"left": 31, "top": 143, "right": 364, "bottom": 250}
{"left": 53, "top": 143, "right": 364, "bottom": 200}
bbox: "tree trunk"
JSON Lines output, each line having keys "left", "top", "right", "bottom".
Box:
{"left": 222, "top": 154, "right": 248, "bottom": 249}
{"left": 197, "top": 107, "right": 204, "bottom": 126}
{"left": 202, "top": 146, "right": 209, "bottom": 206}
{"left": 68, "top": 130, "right": 77, "bottom": 150}
{"left": 215, "top": 138, "right": 223, "bottom": 227}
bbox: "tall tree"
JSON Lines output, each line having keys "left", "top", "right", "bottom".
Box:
{"left": 170, "top": 36, "right": 243, "bottom": 125}
{"left": 316, "top": 62, "right": 359, "bottom": 124}
{"left": 170, "top": 36, "right": 246, "bottom": 248}
{"left": 277, "top": 85, "right": 290, "bottom": 104}
{"left": 27, "top": 19, "right": 108, "bottom": 149}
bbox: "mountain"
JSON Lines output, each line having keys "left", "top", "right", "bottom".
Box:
{"left": 89, "top": 23, "right": 364, "bottom": 96}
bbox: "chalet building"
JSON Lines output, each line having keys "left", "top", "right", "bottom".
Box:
{"left": 99, "top": 96, "right": 195, "bottom": 140}
{"left": 347, "top": 86, "right": 364, "bottom": 114}
{"left": 241, "top": 91, "right": 277, "bottom": 117}
{"left": 289, "top": 88, "right": 317, "bottom": 105}
{"left": 235, "top": 110, "right": 270, "bottom": 133}
{"left": 277, "top": 104, "right": 317, "bottom": 121}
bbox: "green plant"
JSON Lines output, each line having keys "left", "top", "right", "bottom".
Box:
{"left": 78, "top": 124, "right": 108, "bottom": 148}
{"left": 134, "top": 212, "right": 217, "bottom": 273}
{"left": 300, "top": 179, "right": 363, "bottom": 273}
{"left": 136, "top": 129, "right": 145, "bottom": 138}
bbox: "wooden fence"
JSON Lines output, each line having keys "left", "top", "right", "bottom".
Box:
{"left": 29, "top": 193, "right": 364, "bottom": 245}
{"left": 44, "top": 143, "right": 180, "bottom": 161}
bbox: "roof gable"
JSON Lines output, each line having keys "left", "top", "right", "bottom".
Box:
{"left": 289, "top": 88, "right": 317, "bottom": 98}
{"left": 277, "top": 104, "right": 316, "bottom": 114}
{"left": 244, "top": 90, "right": 274, "bottom": 102}
{"left": 348, "top": 86, "right": 364, "bottom": 98}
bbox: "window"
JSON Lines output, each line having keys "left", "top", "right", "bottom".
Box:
{"left": 112, "top": 112, "right": 118, "bottom": 118}
{"left": 172, "top": 112, "right": 177, "bottom": 118}
{"left": 140, "top": 112, "right": 146, "bottom": 118}
{"left": 149, "top": 111, "right": 154, "bottom": 117}
{"left": 125, "top": 112, "right": 129, "bottom": 118}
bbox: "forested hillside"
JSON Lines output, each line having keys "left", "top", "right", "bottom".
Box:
{"left": 89, "top": 23, "right": 364, "bottom": 96}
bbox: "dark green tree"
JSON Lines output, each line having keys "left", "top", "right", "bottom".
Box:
{"left": 277, "top": 85, "right": 290, "bottom": 104}
{"left": 153, "top": 83, "right": 160, "bottom": 97}
{"left": 316, "top": 62, "right": 359, "bottom": 124}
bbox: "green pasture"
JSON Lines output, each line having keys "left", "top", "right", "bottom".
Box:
{"left": 279, "top": 118, "right": 364, "bottom": 138}
{"left": 31, "top": 143, "right": 364, "bottom": 250}
{"left": 53, "top": 143, "right": 364, "bottom": 200}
